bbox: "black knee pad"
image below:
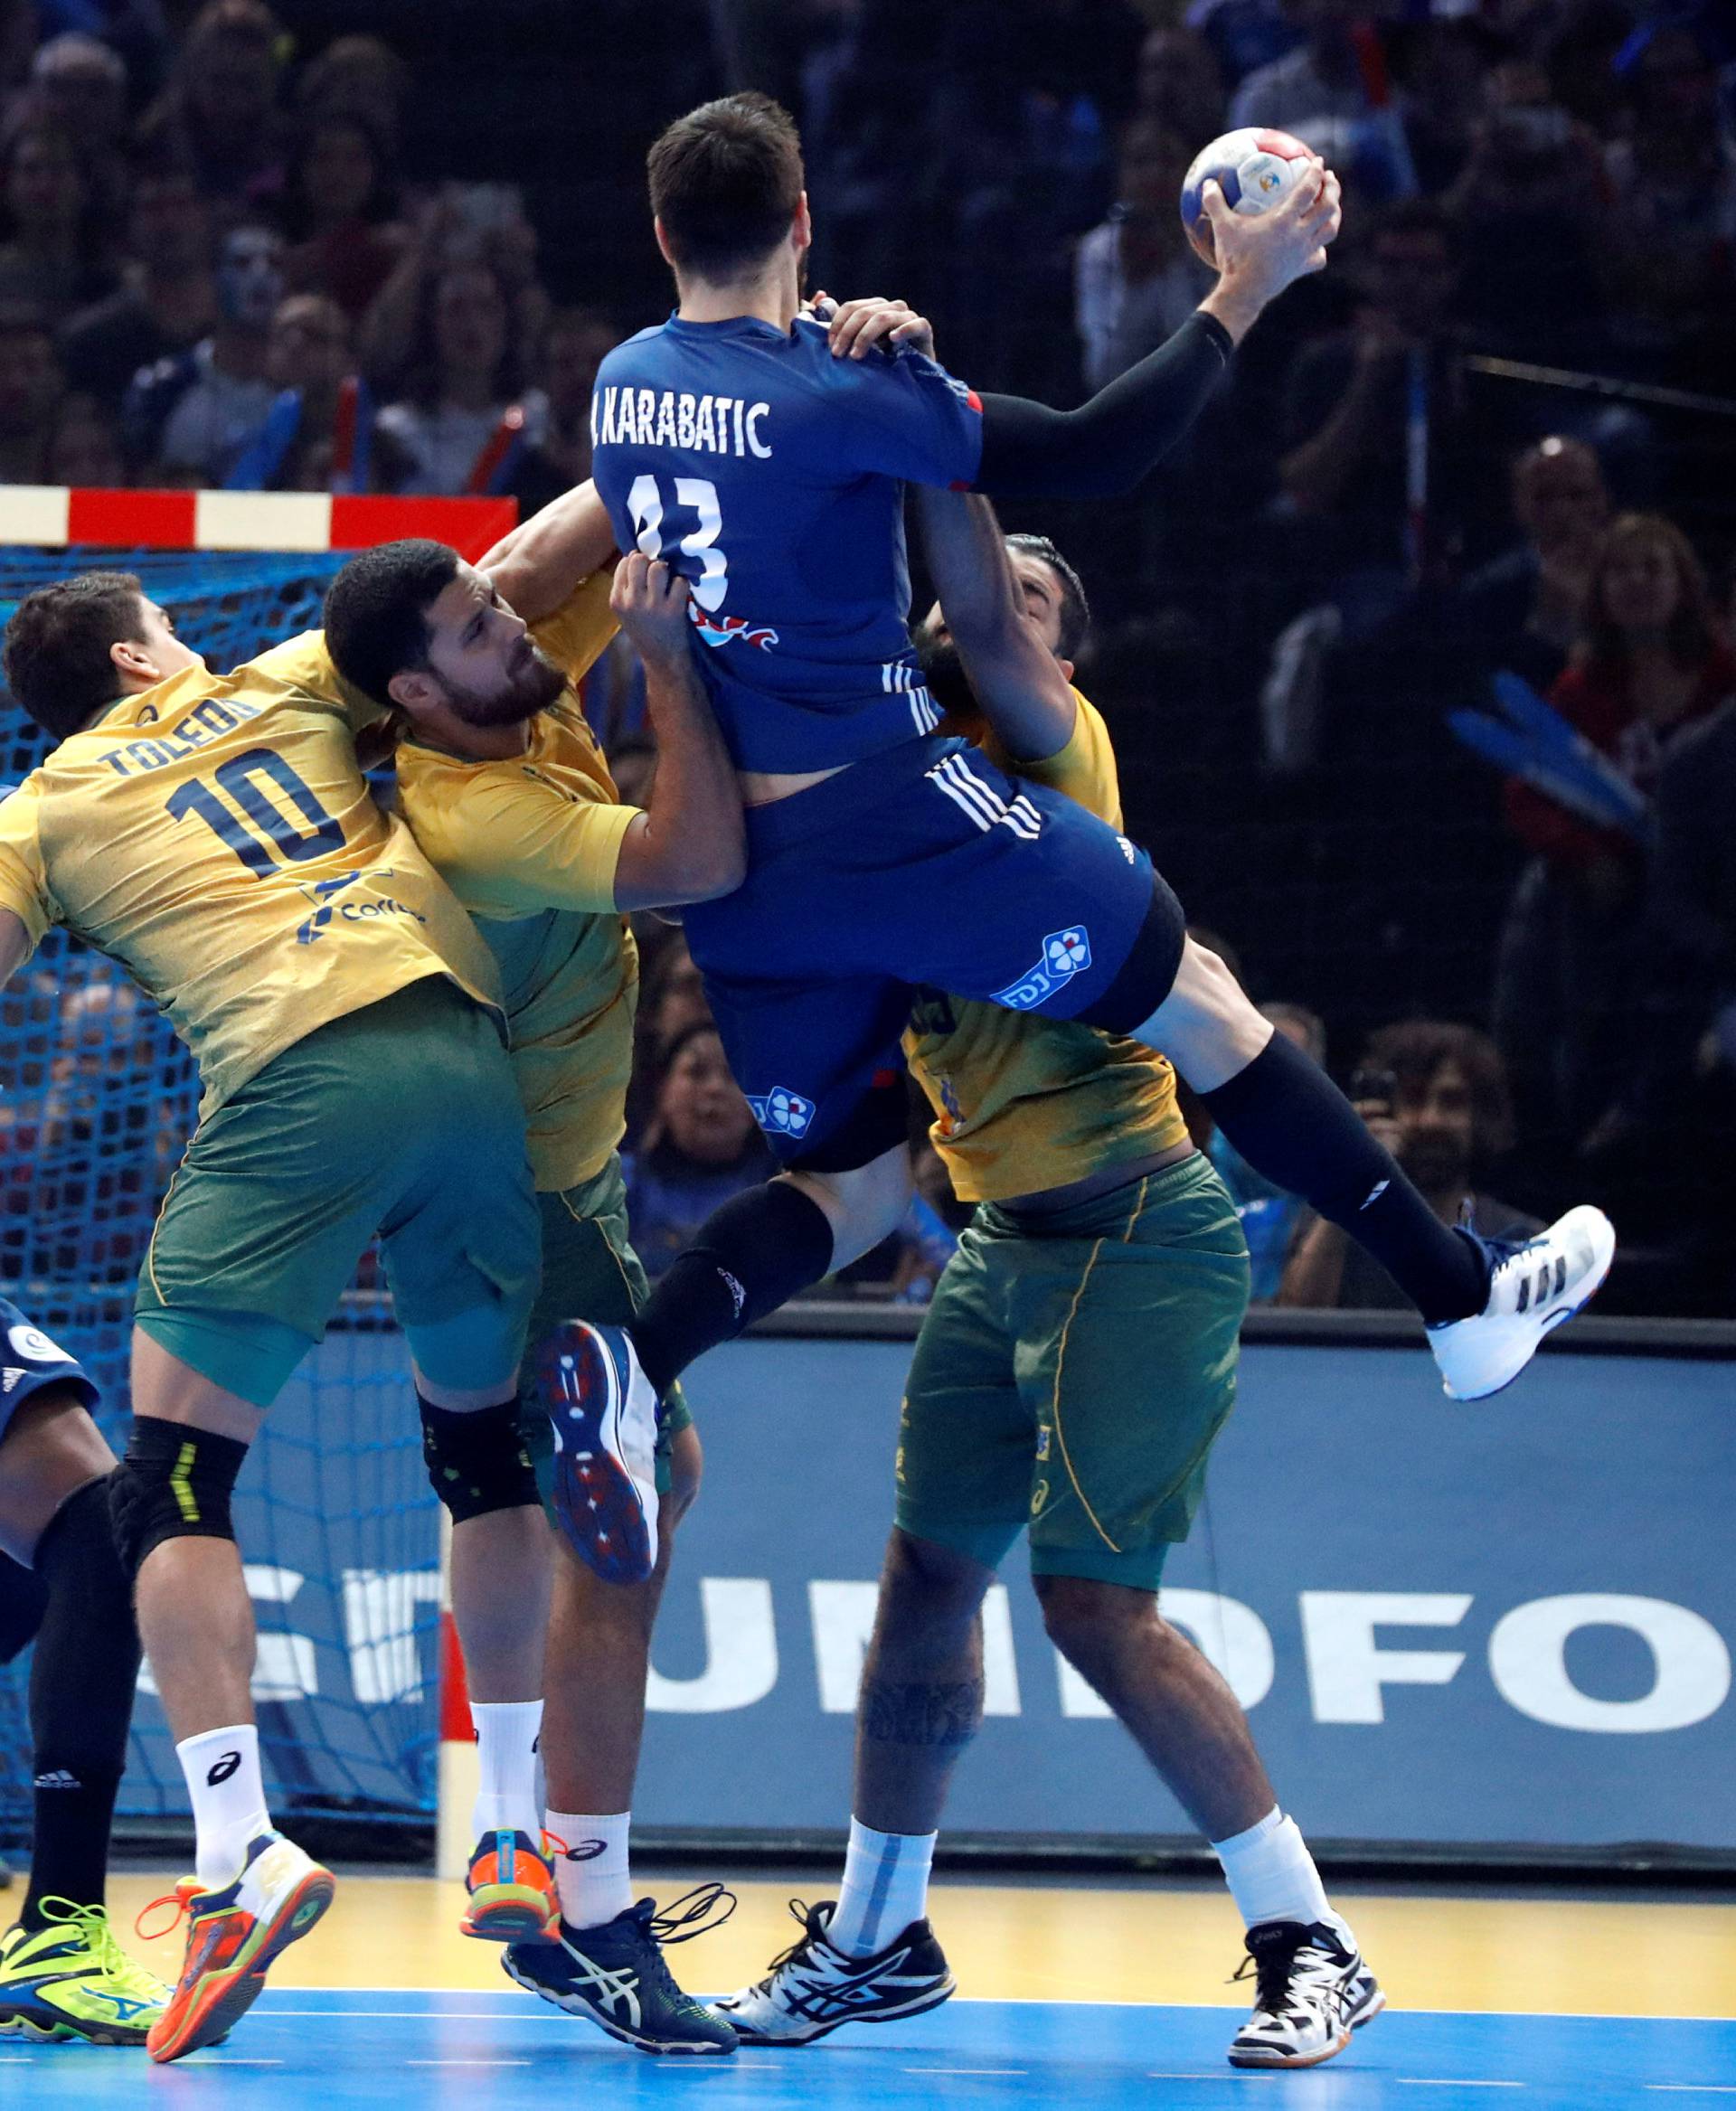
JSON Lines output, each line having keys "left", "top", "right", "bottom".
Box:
{"left": 108, "top": 1417, "right": 248, "bottom": 1581}
{"left": 419, "top": 1395, "right": 539, "bottom": 1523}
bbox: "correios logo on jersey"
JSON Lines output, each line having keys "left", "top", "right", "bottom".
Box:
{"left": 296, "top": 871, "right": 427, "bottom": 945}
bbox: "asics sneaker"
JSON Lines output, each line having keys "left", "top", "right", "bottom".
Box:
{"left": 1429, "top": 1204, "right": 1616, "bottom": 1401}
{"left": 461, "top": 1829, "right": 559, "bottom": 1943}
{"left": 1227, "top": 1918, "right": 1384, "bottom": 2069}
{"left": 536, "top": 1322, "right": 659, "bottom": 1585}
{"left": 141, "top": 1831, "right": 335, "bottom": 2064}
{"left": 503, "top": 1886, "right": 737, "bottom": 2055}
{"left": 712, "top": 1897, "right": 956, "bottom": 2045}
{"left": 0, "top": 1899, "right": 170, "bottom": 2045}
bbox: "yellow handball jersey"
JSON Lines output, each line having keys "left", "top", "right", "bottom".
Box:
{"left": 904, "top": 693, "right": 1189, "bottom": 1202}
{"left": 392, "top": 570, "right": 639, "bottom": 1194}
{"left": 0, "top": 632, "right": 503, "bottom": 1117}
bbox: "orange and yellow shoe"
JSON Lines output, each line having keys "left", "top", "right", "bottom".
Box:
{"left": 460, "top": 1829, "right": 558, "bottom": 1944}
{"left": 139, "top": 1832, "right": 335, "bottom": 2064}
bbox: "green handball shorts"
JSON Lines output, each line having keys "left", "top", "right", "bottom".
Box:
{"left": 517, "top": 1155, "right": 693, "bottom": 1504}
{"left": 897, "top": 1153, "right": 1250, "bottom": 1592}
{"left": 137, "top": 976, "right": 541, "bottom": 1409}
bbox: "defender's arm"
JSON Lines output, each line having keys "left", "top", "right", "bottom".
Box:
{"left": 479, "top": 481, "right": 618, "bottom": 627}
{"left": 912, "top": 487, "right": 1077, "bottom": 763}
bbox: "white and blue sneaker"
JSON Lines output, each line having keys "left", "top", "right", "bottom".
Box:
{"left": 712, "top": 1898, "right": 956, "bottom": 2045}
{"left": 503, "top": 1889, "right": 737, "bottom": 2055}
{"left": 1429, "top": 1204, "right": 1616, "bottom": 1401}
{"left": 1228, "top": 1918, "right": 1384, "bottom": 2069}
{"left": 535, "top": 1322, "right": 659, "bottom": 1585}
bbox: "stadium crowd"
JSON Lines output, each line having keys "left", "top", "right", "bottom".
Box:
{"left": 0, "top": 0, "right": 1732, "bottom": 1313}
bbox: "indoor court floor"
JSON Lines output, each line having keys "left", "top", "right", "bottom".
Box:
{"left": 5, "top": 1870, "right": 1732, "bottom": 2108}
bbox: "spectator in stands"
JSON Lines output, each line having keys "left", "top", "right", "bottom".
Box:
{"left": 373, "top": 258, "right": 547, "bottom": 496}
{"left": 535, "top": 304, "right": 618, "bottom": 491}
{"left": 280, "top": 111, "right": 406, "bottom": 323}
{"left": 136, "top": 0, "right": 288, "bottom": 215}
{"left": 1276, "top": 200, "right": 1479, "bottom": 623}
{"left": 0, "top": 114, "right": 118, "bottom": 325}
{"left": 292, "top": 33, "right": 410, "bottom": 157}
{"left": 625, "top": 1023, "right": 774, "bottom": 1275}
{"left": 1278, "top": 1021, "right": 1540, "bottom": 1308}
{"left": 1599, "top": 24, "right": 1736, "bottom": 388}
{"left": 225, "top": 291, "right": 360, "bottom": 491}
{"left": 45, "top": 390, "right": 125, "bottom": 485}
{"left": 134, "top": 221, "right": 281, "bottom": 482}
{"left": 1131, "top": 26, "right": 1225, "bottom": 142}
{"left": 1446, "top": 57, "right": 1609, "bottom": 364}
{"left": 1452, "top": 436, "right": 1612, "bottom": 695}
{"left": 1227, "top": 0, "right": 1398, "bottom": 170}
{"left": 1185, "top": 0, "right": 1297, "bottom": 99}
{"left": 60, "top": 163, "right": 215, "bottom": 409}
{"left": 1075, "top": 122, "right": 1212, "bottom": 392}
{"left": 25, "top": 33, "right": 131, "bottom": 226}
{"left": 0, "top": 306, "right": 66, "bottom": 484}
{"left": 1493, "top": 514, "right": 1736, "bottom": 1158}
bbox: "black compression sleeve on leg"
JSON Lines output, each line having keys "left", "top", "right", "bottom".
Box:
{"left": 975, "top": 312, "right": 1232, "bottom": 500}
{"left": 23, "top": 1475, "right": 139, "bottom": 1926}
{"left": 628, "top": 1181, "right": 837, "bottom": 1399}
{"left": 1202, "top": 1033, "right": 1489, "bottom": 1325}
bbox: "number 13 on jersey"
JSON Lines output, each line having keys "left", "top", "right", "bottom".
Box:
{"left": 627, "top": 476, "right": 728, "bottom": 615}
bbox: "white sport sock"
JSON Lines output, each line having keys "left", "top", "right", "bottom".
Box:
{"left": 470, "top": 1700, "right": 543, "bottom": 1841}
{"left": 547, "top": 1810, "right": 633, "bottom": 1931}
{"left": 1212, "top": 1806, "right": 1348, "bottom": 1939}
{"left": 176, "top": 1724, "right": 272, "bottom": 1890}
{"left": 829, "top": 1817, "right": 937, "bottom": 1959}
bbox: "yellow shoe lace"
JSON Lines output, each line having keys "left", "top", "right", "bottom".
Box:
{"left": 38, "top": 1899, "right": 170, "bottom": 2003}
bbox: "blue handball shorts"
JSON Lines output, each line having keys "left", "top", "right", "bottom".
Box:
{"left": 0, "top": 1298, "right": 100, "bottom": 1450}
{"left": 684, "top": 734, "right": 1185, "bottom": 1169}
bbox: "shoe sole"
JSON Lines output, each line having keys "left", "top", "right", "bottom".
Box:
{"left": 461, "top": 1891, "right": 559, "bottom": 1944}
{"left": 1445, "top": 1210, "right": 1618, "bottom": 1402}
{"left": 146, "top": 1867, "right": 335, "bottom": 2064}
{"left": 538, "top": 1326, "right": 656, "bottom": 1586}
{"left": 721, "top": 1975, "right": 958, "bottom": 2046}
{"left": 500, "top": 1947, "right": 734, "bottom": 2056}
{"left": 0, "top": 2008, "right": 152, "bottom": 2047}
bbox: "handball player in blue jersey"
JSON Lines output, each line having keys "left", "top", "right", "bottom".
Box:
{"left": 541, "top": 97, "right": 1612, "bottom": 1550}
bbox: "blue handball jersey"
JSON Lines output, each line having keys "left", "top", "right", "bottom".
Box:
{"left": 590, "top": 312, "right": 984, "bottom": 775}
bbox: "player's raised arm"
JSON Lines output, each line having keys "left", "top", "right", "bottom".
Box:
{"left": 972, "top": 160, "right": 1341, "bottom": 503}
{"left": 912, "top": 487, "right": 1077, "bottom": 762}
{"left": 608, "top": 555, "right": 745, "bottom": 911}
{"left": 479, "top": 479, "right": 618, "bottom": 627}
{"left": 0, "top": 908, "right": 29, "bottom": 987}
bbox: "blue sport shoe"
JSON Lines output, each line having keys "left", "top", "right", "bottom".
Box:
{"left": 503, "top": 1887, "right": 738, "bottom": 2056}
{"left": 535, "top": 1321, "right": 659, "bottom": 1584}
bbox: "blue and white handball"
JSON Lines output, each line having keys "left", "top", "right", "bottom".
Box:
{"left": 1179, "top": 128, "right": 1314, "bottom": 266}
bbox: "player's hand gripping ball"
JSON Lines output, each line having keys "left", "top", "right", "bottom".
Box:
{"left": 1179, "top": 128, "right": 1315, "bottom": 266}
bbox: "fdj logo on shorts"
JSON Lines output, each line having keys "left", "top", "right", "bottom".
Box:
{"left": 747, "top": 1087, "right": 816, "bottom": 1139}
{"left": 991, "top": 926, "right": 1093, "bottom": 1013}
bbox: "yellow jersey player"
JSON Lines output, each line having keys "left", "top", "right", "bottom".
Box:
{"left": 716, "top": 490, "right": 1391, "bottom": 2068}
{"left": 322, "top": 498, "right": 741, "bottom": 2055}
{"left": 0, "top": 561, "right": 552, "bottom": 2061}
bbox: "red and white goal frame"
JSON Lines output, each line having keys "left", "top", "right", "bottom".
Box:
{"left": 0, "top": 485, "right": 519, "bottom": 1867}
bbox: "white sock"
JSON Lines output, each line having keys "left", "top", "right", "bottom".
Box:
{"left": 176, "top": 1724, "right": 272, "bottom": 1889}
{"left": 547, "top": 1810, "right": 633, "bottom": 1930}
{"left": 470, "top": 1700, "right": 543, "bottom": 1841}
{"left": 829, "top": 1817, "right": 937, "bottom": 1959}
{"left": 1212, "top": 1806, "right": 1348, "bottom": 1940}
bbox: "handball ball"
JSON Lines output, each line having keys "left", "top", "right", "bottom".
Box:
{"left": 1179, "top": 129, "right": 1313, "bottom": 266}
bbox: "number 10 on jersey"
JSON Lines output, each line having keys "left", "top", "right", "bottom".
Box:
{"left": 627, "top": 476, "right": 728, "bottom": 615}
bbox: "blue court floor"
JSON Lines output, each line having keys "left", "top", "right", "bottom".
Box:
{"left": 5, "top": 1989, "right": 1733, "bottom": 2109}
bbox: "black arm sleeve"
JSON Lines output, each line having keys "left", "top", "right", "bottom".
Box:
{"left": 974, "top": 311, "right": 1233, "bottom": 501}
